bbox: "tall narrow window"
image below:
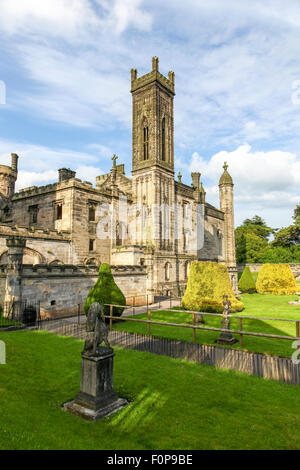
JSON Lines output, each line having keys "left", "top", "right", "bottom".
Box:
{"left": 29, "top": 205, "right": 38, "bottom": 224}
{"left": 88, "top": 205, "right": 95, "bottom": 222}
{"left": 56, "top": 204, "right": 62, "bottom": 220}
{"left": 161, "top": 117, "right": 166, "bottom": 161}
{"left": 143, "top": 126, "right": 149, "bottom": 160}
{"left": 89, "top": 239, "right": 95, "bottom": 252}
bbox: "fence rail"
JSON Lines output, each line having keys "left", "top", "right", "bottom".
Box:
{"left": 37, "top": 322, "right": 300, "bottom": 387}
{"left": 104, "top": 304, "right": 300, "bottom": 348}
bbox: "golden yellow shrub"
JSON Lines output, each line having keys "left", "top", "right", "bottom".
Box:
{"left": 256, "top": 263, "right": 297, "bottom": 295}
{"left": 182, "top": 261, "right": 244, "bottom": 313}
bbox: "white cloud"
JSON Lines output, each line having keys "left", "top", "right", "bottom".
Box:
{"left": 0, "top": 138, "right": 105, "bottom": 189}
{"left": 186, "top": 144, "right": 300, "bottom": 227}
{"left": 75, "top": 165, "right": 104, "bottom": 184}
{"left": 0, "top": 0, "right": 99, "bottom": 39}
{"left": 17, "top": 170, "right": 58, "bottom": 190}
{"left": 0, "top": 0, "right": 300, "bottom": 230}
{"left": 109, "top": 0, "right": 152, "bottom": 34}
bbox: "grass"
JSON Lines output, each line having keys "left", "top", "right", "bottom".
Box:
{"left": 0, "top": 310, "right": 20, "bottom": 328}
{"left": 112, "top": 294, "right": 300, "bottom": 358}
{"left": 1, "top": 329, "right": 300, "bottom": 450}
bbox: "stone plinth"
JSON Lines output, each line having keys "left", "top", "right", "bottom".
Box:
{"left": 63, "top": 347, "right": 128, "bottom": 421}
{"left": 215, "top": 316, "right": 237, "bottom": 345}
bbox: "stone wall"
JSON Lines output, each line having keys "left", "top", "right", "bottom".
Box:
{"left": 0, "top": 231, "right": 70, "bottom": 265}
{"left": 237, "top": 263, "right": 300, "bottom": 280}
{"left": 0, "top": 264, "right": 148, "bottom": 319}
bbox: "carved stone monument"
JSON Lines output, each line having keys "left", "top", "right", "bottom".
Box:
{"left": 215, "top": 294, "right": 238, "bottom": 345}
{"left": 63, "top": 302, "right": 128, "bottom": 421}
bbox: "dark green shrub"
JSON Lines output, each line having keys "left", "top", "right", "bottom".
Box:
{"left": 238, "top": 266, "right": 257, "bottom": 293}
{"left": 84, "top": 263, "right": 126, "bottom": 319}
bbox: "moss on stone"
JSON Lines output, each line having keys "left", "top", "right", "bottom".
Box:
{"left": 182, "top": 261, "right": 244, "bottom": 313}
{"left": 256, "top": 263, "right": 297, "bottom": 295}
{"left": 84, "top": 263, "right": 126, "bottom": 318}
{"left": 238, "top": 266, "right": 256, "bottom": 293}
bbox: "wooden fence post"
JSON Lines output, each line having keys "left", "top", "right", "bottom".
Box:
{"left": 147, "top": 308, "right": 151, "bottom": 335}
{"left": 240, "top": 318, "right": 243, "bottom": 347}
{"left": 109, "top": 305, "right": 113, "bottom": 329}
{"left": 192, "top": 313, "right": 196, "bottom": 342}
{"left": 296, "top": 321, "right": 300, "bottom": 339}
{"left": 133, "top": 296, "right": 135, "bottom": 316}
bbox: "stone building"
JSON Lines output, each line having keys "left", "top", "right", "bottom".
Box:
{"left": 0, "top": 57, "right": 238, "bottom": 318}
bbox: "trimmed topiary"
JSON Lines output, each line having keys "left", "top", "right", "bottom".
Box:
{"left": 238, "top": 266, "right": 256, "bottom": 293}
{"left": 256, "top": 263, "right": 297, "bottom": 295}
{"left": 182, "top": 261, "right": 244, "bottom": 313}
{"left": 84, "top": 263, "right": 126, "bottom": 319}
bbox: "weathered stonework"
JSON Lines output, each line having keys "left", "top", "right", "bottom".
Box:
{"left": 0, "top": 58, "right": 238, "bottom": 310}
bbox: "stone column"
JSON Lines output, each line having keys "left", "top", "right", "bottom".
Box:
{"left": 219, "top": 163, "right": 238, "bottom": 293}
{"left": 4, "top": 236, "right": 26, "bottom": 319}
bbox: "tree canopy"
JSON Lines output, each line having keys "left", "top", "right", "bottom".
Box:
{"left": 235, "top": 205, "right": 300, "bottom": 263}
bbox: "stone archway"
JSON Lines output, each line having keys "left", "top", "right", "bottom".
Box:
{"left": 0, "top": 247, "right": 44, "bottom": 265}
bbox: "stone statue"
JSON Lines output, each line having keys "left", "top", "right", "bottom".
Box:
{"left": 215, "top": 294, "right": 237, "bottom": 345}
{"left": 83, "top": 302, "right": 111, "bottom": 356}
{"left": 223, "top": 294, "right": 231, "bottom": 316}
{"left": 64, "top": 300, "right": 128, "bottom": 420}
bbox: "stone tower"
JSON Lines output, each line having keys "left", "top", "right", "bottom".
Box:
{"left": 219, "top": 162, "right": 238, "bottom": 292}
{"left": 131, "top": 57, "right": 175, "bottom": 249}
{"left": 0, "top": 153, "right": 18, "bottom": 198}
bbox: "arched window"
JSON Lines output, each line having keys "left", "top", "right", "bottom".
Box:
{"left": 184, "top": 261, "right": 190, "bottom": 280}
{"left": 116, "top": 222, "right": 126, "bottom": 246}
{"left": 161, "top": 117, "right": 166, "bottom": 161}
{"left": 165, "top": 262, "right": 170, "bottom": 281}
{"left": 143, "top": 125, "right": 149, "bottom": 160}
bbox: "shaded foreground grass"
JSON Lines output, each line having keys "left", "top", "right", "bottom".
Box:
{"left": 1, "top": 330, "right": 300, "bottom": 450}
{"left": 113, "top": 294, "right": 300, "bottom": 358}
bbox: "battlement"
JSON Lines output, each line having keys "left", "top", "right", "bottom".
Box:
{"left": 0, "top": 263, "right": 147, "bottom": 277}
{"left": 12, "top": 177, "right": 101, "bottom": 200}
{"left": 0, "top": 223, "right": 70, "bottom": 241}
{"left": 131, "top": 57, "right": 175, "bottom": 95}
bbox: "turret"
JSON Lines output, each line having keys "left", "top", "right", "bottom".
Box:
{"left": 0, "top": 153, "right": 19, "bottom": 198}
{"left": 219, "top": 162, "right": 238, "bottom": 292}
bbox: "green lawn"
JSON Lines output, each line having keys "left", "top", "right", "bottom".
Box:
{"left": 0, "top": 311, "right": 20, "bottom": 328}
{"left": 113, "top": 294, "right": 300, "bottom": 358}
{"left": 1, "top": 329, "right": 300, "bottom": 450}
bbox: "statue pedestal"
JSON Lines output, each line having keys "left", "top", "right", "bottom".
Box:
{"left": 63, "top": 347, "right": 128, "bottom": 421}
{"left": 215, "top": 316, "right": 237, "bottom": 345}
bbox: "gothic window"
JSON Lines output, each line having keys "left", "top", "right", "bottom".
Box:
{"left": 89, "top": 239, "right": 95, "bottom": 252}
{"left": 116, "top": 222, "right": 126, "bottom": 246}
{"left": 143, "top": 125, "right": 149, "bottom": 160}
{"left": 161, "top": 117, "right": 166, "bottom": 161}
{"left": 184, "top": 261, "right": 190, "bottom": 280}
{"left": 29, "top": 205, "right": 38, "bottom": 224}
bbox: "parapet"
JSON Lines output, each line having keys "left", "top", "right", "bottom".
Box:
{"left": 131, "top": 57, "right": 175, "bottom": 95}
{"left": 0, "top": 223, "right": 71, "bottom": 241}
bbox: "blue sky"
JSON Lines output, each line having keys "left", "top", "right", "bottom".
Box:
{"left": 0, "top": 0, "right": 299, "bottom": 228}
